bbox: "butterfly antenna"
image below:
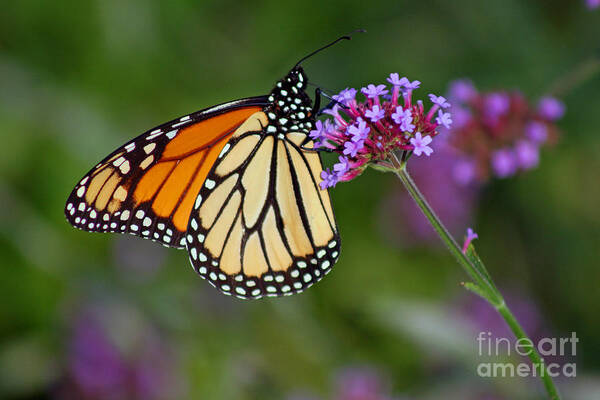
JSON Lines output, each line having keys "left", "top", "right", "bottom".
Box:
{"left": 295, "top": 29, "right": 366, "bottom": 68}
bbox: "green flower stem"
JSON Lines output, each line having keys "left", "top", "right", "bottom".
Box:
{"left": 389, "top": 152, "right": 561, "bottom": 400}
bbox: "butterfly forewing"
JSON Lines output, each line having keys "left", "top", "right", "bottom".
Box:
{"left": 65, "top": 97, "right": 268, "bottom": 248}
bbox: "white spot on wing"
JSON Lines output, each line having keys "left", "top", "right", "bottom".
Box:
{"left": 166, "top": 129, "right": 178, "bottom": 138}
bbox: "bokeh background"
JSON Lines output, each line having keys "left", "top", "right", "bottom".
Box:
{"left": 1, "top": 1, "right": 599, "bottom": 399}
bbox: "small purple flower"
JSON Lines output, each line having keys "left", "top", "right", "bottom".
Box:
{"left": 452, "top": 106, "right": 472, "bottom": 130}
{"left": 410, "top": 132, "right": 433, "bottom": 156}
{"left": 403, "top": 79, "right": 421, "bottom": 90}
{"left": 453, "top": 158, "right": 477, "bottom": 185}
{"left": 391, "top": 106, "right": 407, "bottom": 125}
{"left": 333, "top": 156, "right": 351, "bottom": 175}
{"left": 585, "top": 0, "right": 600, "bottom": 10}
{"left": 365, "top": 105, "right": 385, "bottom": 122}
{"left": 347, "top": 117, "right": 370, "bottom": 142}
{"left": 335, "top": 367, "right": 390, "bottom": 400}
{"left": 462, "top": 227, "right": 479, "bottom": 253}
{"left": 309, "top": 120, "right": 326, "bottom": 141}
{"left": 333, "top": 87, "right": 357, "bottom": 105}
{"left": 484, "top": 92, "right": 510, "bottom": 118}
{"left": 491, "top": 148, "right": 517, "bottom": 177}
{"left": 361, "top": 84, "right": 388, "bottom": 99}
{"left": 537, "top": 96, "right": 565, "bottom": 121}
{"left": 391, "top": 107, "right": 415, "bottom": 132}
{"left": 525, "top": 121, "right": 548, "bottom": 144}
{"left": 436, "top": 110, "right": 453, "bottom": 129}
{"left": 429, "top": 94, "right": 451, "bottom": 109}
{"left": 515, "top": 140, "right": 540, "bottom": 169}
{"left": 449, "top": 79, "right": 477, "bottom": 103}
{"left": 321, "top": 105, "right": 342, "bottom": 125}
{"left": 386, "top": 72, "right": 403, "bottom": 86}
{"left": 319, "top": 169, "right": 339, "bottom": 189}
{"left": 343, "top": 139, "right": 365, "bottom": 157}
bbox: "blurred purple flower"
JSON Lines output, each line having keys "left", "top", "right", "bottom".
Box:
{"left": 448, "top": 79, "right": 477, "bottom": 102}
{"left": 335, "top": 367, "right": 392, "bottom": 400}
{"left": 537, "top": 96, "right": 565, "bottom": 121}
{"left": 525, "top": 121, "right": 548, "bottom": 144}
{"left": 451, "top": 106, "right": 472, "bottom": 130}
{"left": 586, "top": 0, "right": 600, "bottom": 9}
{"left": 515, "top": 140, "right": 540, "bottom": 170}
{"left": 442, "top": 79, "right": 564, "bottom": 183}
{"left": 452, "top": 158, "right": 478, "bottom": 186}
{"left": 484, "top": 92, "right": 510, "bottom": 119}
{"left": 491, "top": 149, "right": 517, "bottom": 178}
{"left": 62, "top": 304, "right": 182, "bottom": 400}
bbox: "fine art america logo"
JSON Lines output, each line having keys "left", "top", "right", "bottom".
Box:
{"left": 476, "top": 331, "right": 577, "bottom": 378}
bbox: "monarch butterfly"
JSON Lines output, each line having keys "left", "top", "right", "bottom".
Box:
{"left": 64, "top": 37, "right": 352, "bottom": 299}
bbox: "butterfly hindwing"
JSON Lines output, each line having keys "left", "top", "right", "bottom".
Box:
{"left": 185, "top": 69, "right": 341, "bottom": 298}
{"left": 65, "top": 97, "right": 268, "bottom": 248}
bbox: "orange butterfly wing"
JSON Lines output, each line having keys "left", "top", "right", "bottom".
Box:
{"left": 65, "top": 97, "right": 268, "bottom": 248}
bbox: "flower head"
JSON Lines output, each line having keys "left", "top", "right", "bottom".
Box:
{"left": 585, "top": 0, "right": 600, "bottom": 10}
{"left": 314, "top": 74, "right": 452, "bottom": 188}
{"left": 437, "top": 78, "right": 565, "bottom": 183}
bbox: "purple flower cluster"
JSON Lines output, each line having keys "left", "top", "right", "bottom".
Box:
{"left": 443, "top": 79, "right": 565, "bottom": 184}
{"left": 61, "top": 305, "right": 181, "bottom": 399}
{"left": 311, "top": 73, "right": 453, "bottom": 189}
{"left": 586, "top": 0, "right": 600, "bottom": 9}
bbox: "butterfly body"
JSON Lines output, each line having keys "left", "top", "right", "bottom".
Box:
{"left": 65, "top": 66, "right": 340, "bottom": 299}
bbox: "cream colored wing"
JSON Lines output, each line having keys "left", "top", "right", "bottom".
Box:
{"left": 185, "top": 126, "right": 340, "bottom": 299}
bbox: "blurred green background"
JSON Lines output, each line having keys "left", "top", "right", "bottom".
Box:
{"left": 1, "top": 1, "right": 599, "bottom": 399}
